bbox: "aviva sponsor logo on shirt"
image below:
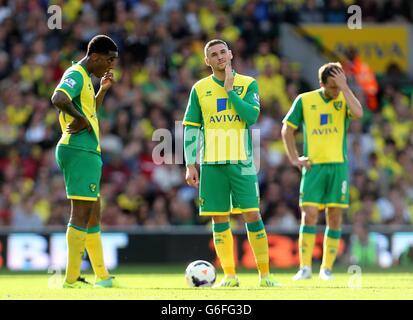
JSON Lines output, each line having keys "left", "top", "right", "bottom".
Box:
{"left": 210, "top": 114, "right": 242, "bottom": 123}
{"left": 216, "top": 98, "right": 228, "bottom": 112}
{"left": 320, "top": 113, "right": 332, "bottom": 125}
{"left": 211, "top": 98, "right": 241, "bottom": 123}
{"left": 312, "top": 113, "right": 338, "bottom": 135}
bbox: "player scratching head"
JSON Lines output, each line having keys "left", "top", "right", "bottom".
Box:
{"left": 86, "top": 35, "right": 118, "bottom": 78}
{"left": 318, "top": 62, "right": 344, "bottom": 100}
{"left": 204, "top": 39, "right": 233, "bottom": 76}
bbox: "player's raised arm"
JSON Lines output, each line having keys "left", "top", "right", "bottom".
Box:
{"left": 225, "top": 63, "right": 260, "bottom": 126}
{"left": 330, "top": 67, "right": 363, "bottom": 119}
{"left": 95, "top": 70, "right": 115, "bottom": 112}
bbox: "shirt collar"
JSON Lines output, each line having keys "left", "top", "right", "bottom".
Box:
{"left": 318, "top": 88, "right": 332, "bottom": 103}
{"left": 211, "top": 70, "right": 236, "bottom": 87}
{"left": 72, "top": 61, "right": 92, "bottom": 76}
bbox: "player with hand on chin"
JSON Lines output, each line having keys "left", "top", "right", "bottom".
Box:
{"left": 51, "top": 35, "right": 120, "bottom": 288}
{"left": 183, "top": 39, "right": 279, "bottom": 288}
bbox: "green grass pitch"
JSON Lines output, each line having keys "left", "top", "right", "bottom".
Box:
{"left": 0, "top": 265, "right": 412, "bottom": 300}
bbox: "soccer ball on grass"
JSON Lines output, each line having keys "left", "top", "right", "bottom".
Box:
{"left": 185, "top": 260, "right": 216, "bottom": 287}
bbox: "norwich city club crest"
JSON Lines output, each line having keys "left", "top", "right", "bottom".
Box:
{"left": 333, "top": 101, "right": 342, "bottom": 111}
{"left": 198, "top": 197, "right": 205, "bottom": 207}
{"left": 233, "top": 86, "right": 244, "bottom": 95}
{"left": 89, "top": 183, "right": 97, "bottom": 192}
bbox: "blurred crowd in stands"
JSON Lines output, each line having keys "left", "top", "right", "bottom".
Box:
{"left": 0, "top": 0, "right": 413, "bottom": 234}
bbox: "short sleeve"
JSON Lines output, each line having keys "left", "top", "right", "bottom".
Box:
{"left": 54, "top": 70, "right": 84, "bottom": 101}
{"left": 183, "top": 87, "right": 202, "bottom": 127}
{"left": 283, "top": 96, "right": 303, "bottom": 129}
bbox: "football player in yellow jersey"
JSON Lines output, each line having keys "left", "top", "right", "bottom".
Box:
{"left": 51, "top": 35, "right": 119, "bottom": 288}
{"left": 282, "top": 62, "right": 363, "bottom": 280}
{"left": 183, "top": 39, "right": 279, "bottom": 287}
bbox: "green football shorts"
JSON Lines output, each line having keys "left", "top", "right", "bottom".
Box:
{"left": 300, "top": 163, "right": 349, "bottom": 209}
{"left": 55, "top": 145, "right": 102, "bottom": 201}
{"left": 199, "top": 162, "right": 260, "bottom": 216}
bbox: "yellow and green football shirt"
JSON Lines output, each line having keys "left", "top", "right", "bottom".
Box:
{"left": 283, "top": 88, "right": 351, "bottom": 164}
{"left": 54, "top": 62, "right": 100, "bottom": 154}
{"left": 183, "top": 73, "right": 260, "bottom": 164}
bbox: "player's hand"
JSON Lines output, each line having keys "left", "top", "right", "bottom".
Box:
{"left": 100, "top": 70, "right": 114, "bottom": 91}
{"left": 185, "top": 165, "right": 199, "bottom": 188}
{"left": 292, "top": 156, "right": 311, "bottom": 170}
{"left": 67, "top": 116, "right": 91, "bottom": 134}
{"left": 330, "top": 68, "right": 348, "bottom": 90}
{"left": 224, "top": 62, "right": 234, "bottom": 92}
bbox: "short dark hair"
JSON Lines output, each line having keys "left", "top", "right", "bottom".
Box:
{"left": 318, "top": 62, "right": 343, "bottom": 84}
{"left": 204, "top": 39, "right": 228, "bottom": 57}
{"left": 87, "top": 35, "right": 118, "bottom": 56}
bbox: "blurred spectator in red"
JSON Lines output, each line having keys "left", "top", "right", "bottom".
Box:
{"left": 344, "top": 47, "right": 379, "bottom": 111}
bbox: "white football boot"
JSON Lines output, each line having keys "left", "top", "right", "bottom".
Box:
{"left": 319, "top": 268, "right": 334, "bottom": 281}
{"left": 292, "top": 266, "right": 312, "bottom": 281}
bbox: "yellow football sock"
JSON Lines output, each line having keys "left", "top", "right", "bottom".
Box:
{"left": 213, "top": 222, "right": 236, "bottom": 276}
{"left": 321, "top": 228, "right": 341, "bottom": 270}
{"left": 246, "top": 220, "right": 269, "bottom": 277}
{"left": 65, "top": 224, "right": 87, "bottom": 284}
{"left": 299, "top": 225, "right": 317, "bottom": 268}
{"left": 86, "top": 225, "right": 110, "bottom": 281}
